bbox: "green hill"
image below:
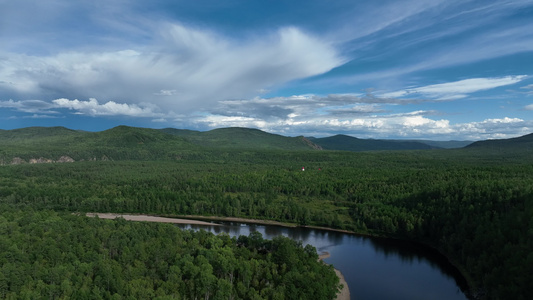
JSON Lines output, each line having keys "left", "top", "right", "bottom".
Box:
{"left": 0, "top": 126, "right": 322, "bottom": 164}
{"left": 465, "top": 133, "right": 533, "bottom": 152}
{"left": 309, "top": 134, "right": 434, "bottom": 151}
{"left": 0, "top": 126, "right": 197, "bottom": 163}
{"left": 162, "top": 127, "right": 321, "bottom": 150}
{"left": 0, "top": 126, "right": 82, "bottom": 140}
{"left": 400, "top": 139, "right": 473, "bottom": 149}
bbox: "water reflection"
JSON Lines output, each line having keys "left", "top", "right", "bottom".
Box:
{"left": 367, "top": 237, "right": 469, "bottom": 293}
{"left": 175, "top": 222, "right": 467, "bottom": 300}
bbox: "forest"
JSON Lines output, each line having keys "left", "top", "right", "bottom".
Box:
{"left": 1, "top": 135, "right": 532, "bottom": 299}
{"left": 0, "top": 206, "right": 340, "bottom": 299}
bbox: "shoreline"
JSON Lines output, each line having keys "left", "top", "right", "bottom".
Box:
{"left": 175, "top": 215, "right": 299, "bottom": 227}
{"left": 85, "top": 213, "right": 473, "bottom": 298}
{"left": 319, "top": 252, "right": 351, "bottom": 300}
{"left": 174, "top": 214, "right": 474, "bottom": 297}
{"left": 85, "top": 213, "right": 220, "bottom": 226}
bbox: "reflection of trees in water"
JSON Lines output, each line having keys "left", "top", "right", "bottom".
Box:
{"left": 176, "top": 222, "right": 345, "bottom": 247}
{"left": 368, "top": 237, "right": 469, "bottom": 293}
{"left": 263, "top": 224, "right": 284, "bottom": 237}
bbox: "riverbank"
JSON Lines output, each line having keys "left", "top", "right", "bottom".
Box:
{"left": 319, "top": 252, "right": 351, "bottom": 300}
{"left": 173, "top": 214, "right": 474, "bottom": 298}
{"left": 174, "top": 215, "right": 299, "bottom": 227}
{"left": 85, "top": 213, "right": 220, "bottom": 226}
{"left": 86, "top": 213, "right": 473, "bottom": 298}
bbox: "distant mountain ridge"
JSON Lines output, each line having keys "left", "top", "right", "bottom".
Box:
{"left": 161, "top": 127, "right": 318, "bottom": 150}
{"left": 2, "top": 125, "right": 530, "bottom": 164}
{"left": 394, "top": 139, "right": 473, "bottom": 149}
{"left": 0, "top": 126, "right": 196, "bottom": 164}
{"left": 466, "top": 133, "right": 533, "bottom": 152}
{"left": 308, "top": 134, "right": 435, "bottom": 151}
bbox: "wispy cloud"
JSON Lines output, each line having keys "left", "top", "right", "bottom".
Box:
{"left": 381, "top": 76, "right": 527, "bottom": 100}
{"left": 327, "top": 2, "right": 533, "bottom": 87}
{"left": 0, "top": 99, "right": 57, "bottom": 114}
{"left": 22, "top": 114, "right": 62, "bottom": 119}
{"left": 521, "top": 84, "right": 533, "bottom": 95}
{"left": 154, "top": 90, "right": 177, "bottom": 96}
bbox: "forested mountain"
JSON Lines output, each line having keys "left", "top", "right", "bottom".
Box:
{"left": 466, "top": 132, "right": 533, "bottom": 152}
{"left": 0, "top": 126, "right": 83, "bottom": 140}
{"left": 0, "top": 125, "right": 481, "bottom": 165}
{"left": 398, "top": 139, "right": 474, "bottom": 149}
{"left": 162, "top": 127, "right": 321, "bottom": 150}
{"left": 0, "top": 126, "right": 198, "bottom": 164}
{"left": 308, "top": 134, "right": 435, "bottom": 151}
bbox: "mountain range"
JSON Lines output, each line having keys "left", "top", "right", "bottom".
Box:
{"left": 2, "top": 125, "right": 531, "bottom": 164}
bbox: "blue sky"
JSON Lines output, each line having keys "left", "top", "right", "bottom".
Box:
{"left": 1, "top": 0, "right": 533, "bottom": 140}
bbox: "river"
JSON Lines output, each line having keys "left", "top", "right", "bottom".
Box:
{"left": 175, "top": 221, "right": 468, "bottom": 300}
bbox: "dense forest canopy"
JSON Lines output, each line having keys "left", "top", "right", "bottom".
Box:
{"left": 0, "top": 207, "right": 340, "bottom": 299}
{"left": 1, "top": 126, "right": 533, "bottom": 299}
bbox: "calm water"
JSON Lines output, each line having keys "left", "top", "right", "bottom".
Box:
{"left": 176, "top": 222, "right": 468, "bottom": 300}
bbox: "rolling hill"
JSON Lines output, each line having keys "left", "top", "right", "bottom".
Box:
{"left": 465, "top": 133, "right": 533, "bottom": 152}
{"left": 398, "top": 139, "right": 473, "bottom": 149}
{"left": 308, "top": 134, "right": 435, "bottom": 151}
{"left": 0, "top": 126, "right": 197, "bottom": 163}
{"left": 161, "top": 127, "right": 321, "bottom": 150}
{"left": 3, "top": 125, "right": 530, "bottom": 165}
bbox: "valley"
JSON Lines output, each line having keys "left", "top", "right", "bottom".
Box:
{"left": 1, "top": 126, "right": 532, "bottom": 299}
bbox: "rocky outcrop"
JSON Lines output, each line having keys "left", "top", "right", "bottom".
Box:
{"left": 29, "top": 158, "right": 54, "bottom": 164}
{"left": 57, "top": 156, "right": 75, "bottom": 163}
{"left": 2, "top": 156, "right": 76, "bottom": 165}
{"left": 301, "top": 137, "right": 323, "bottom": 150}
{"left": 11, "top": 157, "right": 25, "bottom": 165}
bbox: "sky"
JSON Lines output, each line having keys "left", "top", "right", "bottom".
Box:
{"left": 1, "top": 0, "right": 533, "bottom": 140}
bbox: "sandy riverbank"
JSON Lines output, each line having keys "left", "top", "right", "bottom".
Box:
{"left": 86, "top": 213, "right": 220, "bottom": 226}
{"left": 176, "top": 215, "right": 299, "bottom": 227}
{"left": 319, "top": 252, "right": 351, "bottom": 300}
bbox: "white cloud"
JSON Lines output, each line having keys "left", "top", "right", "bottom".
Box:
{"left": 193, "top": 110, "right": 532, "bottom": 140}
{"left": 154, "top": 90, "right": 177, "bottom": 96}
{"left": 521, "top": 84, "right": 533, "bottom": 95}
{"left": 23, "top": 114, "right": 61, "bottom": 119}
{"left": 152, "top": 118, "right": 168, "bottom": 123}
{"left": 52, "top": 98, "right": 164, "bottom": 117}
{"left": 414, "top": 76, "right": 526, "bottom": 95}
{"left": 525, "top": 104, "right": 533, "bottom": 110}
{"left": 0, "top": 24, "right": 343, "bottom": 115}
{"left": 381, "top": 76, "right": 527, "bottom": 100}
{"left": 188, "top": 92, "right": 533, "bottom": 140}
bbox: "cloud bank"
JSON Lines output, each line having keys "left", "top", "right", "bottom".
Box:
{"left": 0, "top": 24, "right": 343, "bottom": 115}
{"left": 2, "top": 71, "right": 531, "bottom": 140}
